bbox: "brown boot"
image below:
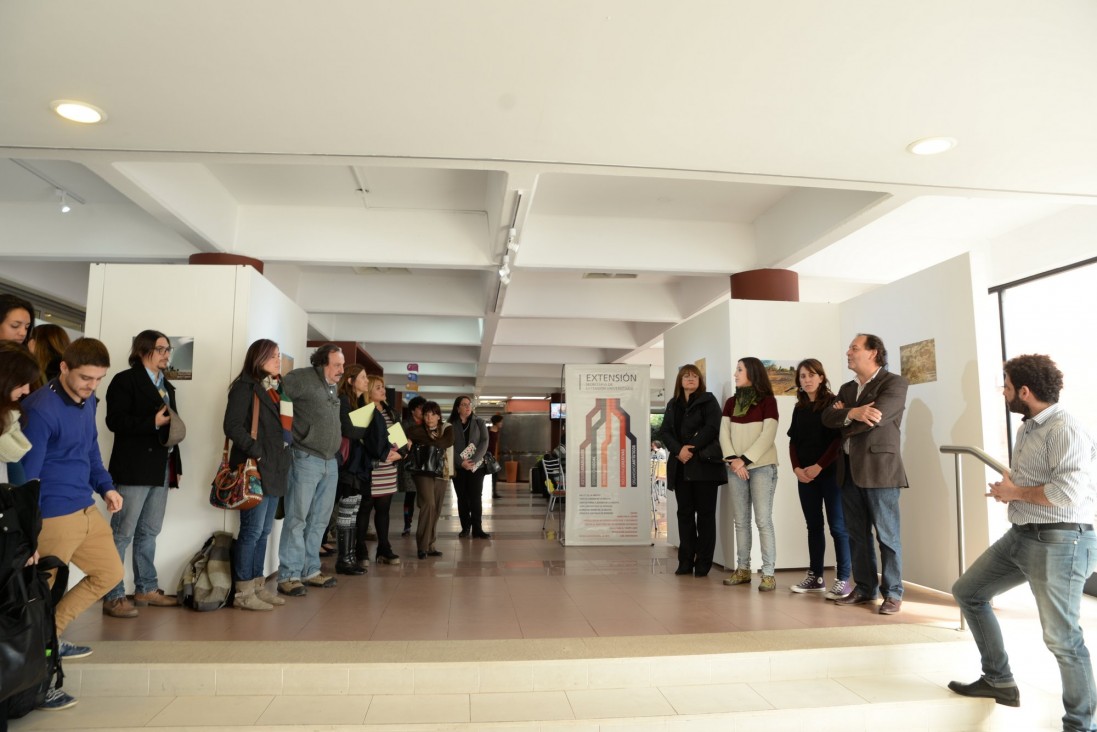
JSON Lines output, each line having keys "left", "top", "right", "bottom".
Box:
{"left": 133, "top": 589, "right": 178, "bottom": 607}
{"left": 102, "top": 596, "right": 139, "bottom": 618}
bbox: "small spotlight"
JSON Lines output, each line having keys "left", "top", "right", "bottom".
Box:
{"left": 57, "top": 189, "right": 72, "bottom": 214}
{"left": 907, "top": 136, "right": 957, "bottom": 156}
{"left": 51, "top": 100, "right": 107, "bottom": 124}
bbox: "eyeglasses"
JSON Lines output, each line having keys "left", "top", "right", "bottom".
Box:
{"left": 154, "top": 346, "right": 174, "bottom": 355}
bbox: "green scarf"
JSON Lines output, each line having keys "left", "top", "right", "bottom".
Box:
{"left": 732, "top": 387, "right": 758, "bottom": 417}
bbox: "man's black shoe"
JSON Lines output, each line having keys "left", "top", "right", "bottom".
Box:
{"left": 947, "top": 677, "right": 1020, "bottom": 707}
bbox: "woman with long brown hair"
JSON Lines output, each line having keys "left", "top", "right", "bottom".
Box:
{"left": 719, "top": 356, "right": 780, "bottom": 591}
{"left": 787, "top": 358, "right": 850, "bottom": 598}
{"left": 27, "top": 323, "right": 70, "bottom": 389}
{"left": 335, "top": 366, "right": 403, "bottom": 574}
{"left": 0, "top": 341, "right": 39, "bottom": 486}
{"left": 223, "top": 338, "right": 291, "bottom": 610}
{"left": 656, "top": 364, "right": 725, "bottom": 577}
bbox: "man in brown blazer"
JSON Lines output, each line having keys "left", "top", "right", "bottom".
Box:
{"left": 822, "top": 333, "right": 909, "bottom": 615}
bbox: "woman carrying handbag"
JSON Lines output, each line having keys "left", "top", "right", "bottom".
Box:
{"left": 222, "top": 339, "right": 291, "bottom": 611}
{"left": 406, "top": 401, "right": 453, "bottom": 560}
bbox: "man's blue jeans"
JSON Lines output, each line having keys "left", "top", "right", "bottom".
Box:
{"left": 106, "top": 484, "right": 169, "bottom": 600}
{"left": 233, "top": 495, "right": 280, "bottom": 582}
{"left": 841, "top": 466, "right": 903, "bottom": 599}
{"left": 278, "top": 448, "right": 338, "bottom": 582}
{"left": 728, "top": 464, "right": 778, "bottom": 575}
{"left": 953, "top": 524, "right": 1097, "bottom": 732}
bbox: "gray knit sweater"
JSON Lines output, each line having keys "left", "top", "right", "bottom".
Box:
{"left": 282, "top": 366, "right": 341, "bottom": 460}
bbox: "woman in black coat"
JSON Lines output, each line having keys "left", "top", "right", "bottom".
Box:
{"left": 656, "top": 363, "right": 726, "bottom": 578}
{"left": 223, "top": 339, "right": 291, "bottom": 611}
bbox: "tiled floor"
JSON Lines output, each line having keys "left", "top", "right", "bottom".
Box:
{"left": 64, "top": 480, "right": 974, "bottom": 644}
{"left": 16, "top": 481, "right": 1097, "bottom": 731}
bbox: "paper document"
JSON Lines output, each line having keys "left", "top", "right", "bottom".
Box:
{"left": 348, "top": 403, "right": 376, "bottom": 428}
{"left": 387, "top": 422, "right": 408, "bottom": 447}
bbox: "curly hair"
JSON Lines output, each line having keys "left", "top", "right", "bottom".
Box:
{"left": 1004, "top": 354, "right": 1063, "bottom": 405}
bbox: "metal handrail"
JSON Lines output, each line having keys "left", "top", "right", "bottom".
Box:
{"left": 939, "top": 445, "right": 1009, "bottom": 476}
{"left": 939, "top": 444, "right": 1010, "bottom": 631}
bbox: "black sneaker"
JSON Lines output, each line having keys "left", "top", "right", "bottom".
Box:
{"left": 947, "top": 677, "right": 1020, "bottom": 707}
{"left": 37, "top": 684, "right": 78, "bottom": 711}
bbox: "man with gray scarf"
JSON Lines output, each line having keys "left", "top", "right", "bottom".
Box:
{"left": 277, "top": 344, "right": 344, "bottom": 597}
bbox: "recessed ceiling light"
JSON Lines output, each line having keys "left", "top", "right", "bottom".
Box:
{"left": 907, "top": 137, "right": 957, "bottom": 156}
{"left": 51, "top": 100, "right": 107, "bottom": 124}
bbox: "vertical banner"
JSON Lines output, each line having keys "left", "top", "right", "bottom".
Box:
{"left": 564, "top": 364, "right": 650, "bottom": 545}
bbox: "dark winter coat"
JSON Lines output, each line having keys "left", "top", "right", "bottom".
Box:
{"left": 657, "top": 390, "right": 726, "bottom": 488}
{"left": 105, "top": 365, "right": 183, "bottom": 487}
{"left": 223, "top": 375, "right": 290, "bottom": 497}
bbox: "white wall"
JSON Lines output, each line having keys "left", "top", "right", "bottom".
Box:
{"left": 84, "top": 263, "right": 308, "bottom": 594}
{"left": 662, "top": 298, "right": 841, "bottom": 573}
{"left": 838, "top": 253, "right": 989, "bottom": 592}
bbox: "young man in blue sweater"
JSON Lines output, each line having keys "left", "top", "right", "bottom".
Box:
{"left": 20, "top": 337, "right": 124, "bottom": 711}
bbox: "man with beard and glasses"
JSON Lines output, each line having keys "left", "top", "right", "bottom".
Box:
{"left": 949, "top": 354, "right": 1097, "bottom": 732}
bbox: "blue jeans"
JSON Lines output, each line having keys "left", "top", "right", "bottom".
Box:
{"left": 842, "top": 463, "right": 903, "bottom": 599}
{"left": 728, "top": 464, "right": 777, "bottom": 575}
{"left": 233, "top": 495, "right": 279, "bottom": 582}
{"left": 797, "top": 468, "right": 851, "bottom": 580}
{"left": 106, "top": 484, "right": 168, "bottom": 600}
{"left": 953, "top": 525, "right": 1097, "bottom": 732}
{"left": 278, "top": 448, "right": 338, "bottom": 582}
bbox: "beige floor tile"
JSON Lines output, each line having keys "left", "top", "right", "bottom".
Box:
{"left": 146, "top": 695, "right": 274, "bottom": 726}
{"left": 478, "top": 661, "right": 535, "bottom": 692}
{"left": 565, "top": 687, "right": 676, "bottom": 719}
{"left": 748, "top": 677, "right": 868, "bottom": 709}
{"left": 348, "top": 664, "right": 415, "bottom": 695}
{"left": 413, "top": 663, "right": 479, "bottom": 693}
{"left": 7, "top": 696, "right": 172, "bottom": 730}
{"left": 835, "top": 673, "right": 954, "bottom": 703}
{"left": 76, "top": 664, "right": 149, "bottom": 696}
{"left": 281, "top": 665, "right": 350, "bottom": 695}
{"left": 213, "top": 665, "right": 282, "bottom": 695}
{"left": 256, "top": 694, "right": 372, "bottom": 725}
{"left": 471, "top": 690, "right": 574, "bottom": 723}
{"left": 148, "top": 666, "right": 217, "bottom": 696}
{"left": 658, "top": 681, "right": 774, "bottom": 714}
{"left": 363, "top": 693, "right": 470, "bottom": 724}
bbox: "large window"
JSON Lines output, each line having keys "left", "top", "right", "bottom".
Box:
{"left": 995, "top": 257, "right": 1097, "bottom": 454}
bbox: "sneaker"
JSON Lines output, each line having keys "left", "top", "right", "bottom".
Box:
{"left": 758, "top": 575, "right": 777, "bottom": 592}
{"left": 58, "top": 639, "right": 93, "bottom": 659}
{"left": 722, "top": 568, "right": 752, "bottom": 586}
{"left": 824, "top": 578, "right": 852, "bottom": 601}
{"left": 36, "top": 685, "right": 78, "bottom": 711}
{"left": 790, "top": 572, "right": 826, "bottom": 593}
{"left": 277, "top": 580, "right": 308, "bottom": 597}
{"left": 401, "top": 528, "right": 411, "bottom": 537}
{"left": 376, "top": 553, "right": 401, "bottom": 565}
{"left": 303, "top": 573, "right": 338, "bottom": 588}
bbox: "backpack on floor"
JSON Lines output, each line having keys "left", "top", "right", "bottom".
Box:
{"left": 177, "top": 531, "right": 234, "bottom": 611}
{"left": 1, "top": 556, "right": 68, "bottom": 720}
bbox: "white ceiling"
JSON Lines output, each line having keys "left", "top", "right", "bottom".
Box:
{"left": 2, "top": 1, "right": 1096, "bottom": 404}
